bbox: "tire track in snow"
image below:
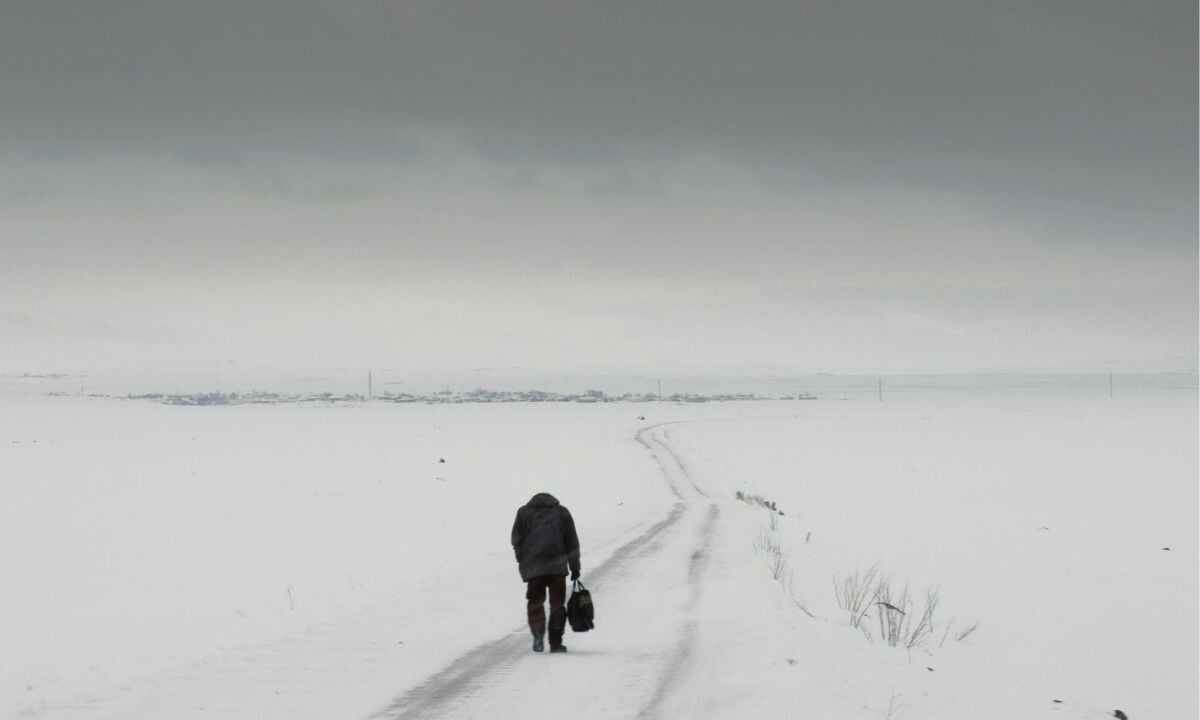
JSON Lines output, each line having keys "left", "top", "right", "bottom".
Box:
{"left": 635, "top": 423, "right": 708, "bottom": 498}
{"left": 656, "top": 429, "right": 708, "bottom": 498}
{"left": 634, "top": 423, "right": 684, "bottom": 499}
{"left": 373, "top": 423, "right": 711, "bottom": 720}
{"left": 636, "top": 502, "right": 719, "bottom": 719}
{"left": 372, "top": 503, "right": 687, "bottom": 719}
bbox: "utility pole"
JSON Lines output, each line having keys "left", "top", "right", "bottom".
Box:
{"left": 1109, "top": 372, "right": 1113, "bottom": 399}
{"left": 368, "top": 370, "right": 373, "bottom": 399}
{"left": 878, "top": 377, "right": 883, "bottom": 402}
{"left": 657, "top": 378, "right": 662, "bottom": 401}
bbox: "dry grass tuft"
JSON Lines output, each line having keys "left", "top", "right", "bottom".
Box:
{"left": 834, "top": 563, "right": 881, "bottom": 630}
{"left": 837, "top": 566, "right": 964, "bottom": 650}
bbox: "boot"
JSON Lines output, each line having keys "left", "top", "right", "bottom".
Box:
{"left": 532, "top": 635, "right": 544, "bottom": 653}
{"left": 549, "top": 644, "right": 568, "bottom": 653}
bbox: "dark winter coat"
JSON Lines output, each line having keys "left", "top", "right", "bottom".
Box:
{"left": 511, "top": 493, "right": 581, "bottom": 582}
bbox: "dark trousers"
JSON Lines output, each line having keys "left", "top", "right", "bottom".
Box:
{"left": 525, "top": 574, "right": 567, "bottom": 645}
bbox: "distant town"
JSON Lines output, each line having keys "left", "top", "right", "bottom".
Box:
{"left": 126, "top": 388, "right": 818, "bottom": 406}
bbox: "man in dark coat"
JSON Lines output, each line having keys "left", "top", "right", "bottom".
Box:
{"left": 511, "top": 492, "right": 581, "bottom": 653}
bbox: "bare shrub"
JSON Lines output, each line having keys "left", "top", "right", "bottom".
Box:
{"left": 750, "top": 521, "right": 812, "bottom": 620}
{"left": 939, "top": 618, "right": 981, "bottom": 646}
{"left": 873, "top": 581, "right": 941, "bottom": 649}
{"left": 904, "top": 588, "right": 939, "bottom": 649}
{"left": 837, "top": 565, "right": 953, "bottom": 650}
{"left": 874, "top": 576, "right": 907, "bottom": 646}
{"left": 753, "top": 524, "right": 790, "bottom": 580}
{"left": 769, "top": 548, "right": 789, "bottom": 580}
{"left": 939, "top": 619, "right": 955, "bottom": 648}
{"left": 752, "top": 526, "right": 781, "bottom": 555}
{"left": 858, "top": 623, "right": 874, "bottom": 642}
{"left": 792, "top": 597, "right": 815, "bottom": 618}
{"left": 834, "top": 563, "right": 881, "bottom": 629}
{"left": 955, "top": 621, "right": 980, "bottom": 642}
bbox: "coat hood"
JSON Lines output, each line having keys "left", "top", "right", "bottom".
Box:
{"left": 528, "top": 492, "right": 560, "bottom": 508}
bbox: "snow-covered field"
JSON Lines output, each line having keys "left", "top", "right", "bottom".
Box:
{"left": 2, "top": 379, "right": 1195, "bottom": 719}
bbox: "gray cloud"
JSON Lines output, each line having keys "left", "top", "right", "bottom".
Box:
{"left": 0, "top": 1, "right": 1195, "bottom": 372}
{"left": 3, "top": 1, "right": 1195, "bottom": 241}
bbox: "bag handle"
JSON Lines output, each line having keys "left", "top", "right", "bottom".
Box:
{"left": 572, "top": 579, "right": 587, "bottom": 592}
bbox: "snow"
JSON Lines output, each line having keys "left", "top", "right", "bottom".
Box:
{"left": 662, "top": 392, "right": 1198, "bottom": 719}
{"left": 1, "top": 378, "right": 1195, "bottom": 719}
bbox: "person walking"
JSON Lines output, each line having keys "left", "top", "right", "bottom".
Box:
{"left": 511, "top": 492, "right": 581, "bottom": 653}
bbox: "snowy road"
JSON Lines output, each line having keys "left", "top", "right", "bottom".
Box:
{"left": 374, "top": 424, "right": 719, "bottom": 720}
{"left": 634, "top": 423, "right": 709, "bottom": 500}
{"left": 16, "top": 411, "right": 716, "bottom": 720}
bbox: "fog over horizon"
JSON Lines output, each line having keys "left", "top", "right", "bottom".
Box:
{"left": 2, "top": 1, "right": 1196, "bottom": 375}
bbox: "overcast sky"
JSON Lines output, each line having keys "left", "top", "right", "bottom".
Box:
{"left": 1, "top": 1, "right": 1196, "bottom": 374}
